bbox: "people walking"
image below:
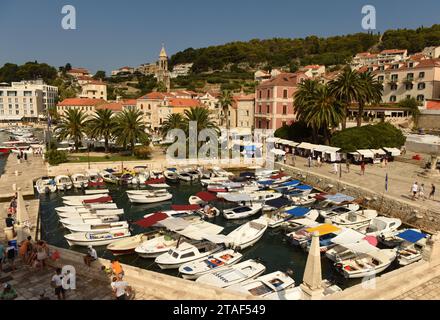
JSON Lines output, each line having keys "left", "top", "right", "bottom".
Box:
{"left": 411, "top": 182, "right": 419, "bottom": 201}
{"left": 429, "top": 183, "right": 436, "bottom": 200}
{"left": 83, "top": 245, "right": 97, "bottom": 267}
{"left": 346, "top": 159, "right": 350, "bottom": 173}
{"left": 5, "top": 241, "right": 16, "bottom": 272}
{"left": 307, "top": 156, "right": 312, "bottom": 168}
{"left": 360, "top": 162, "right": 366, "bottom": 176}
{"left": 111, "top": 277, "right": 132, "bottom": 300}
{"left": 316, "top": 156, "right": 321, "bottom": 167}
{"left": 333, "top": 162, "right": 338, "bottom": 175}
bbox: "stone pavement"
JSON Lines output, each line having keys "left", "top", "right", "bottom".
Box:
{"left": 394, "top": 276, "right": 440, "bottom": 300}
{"left": 290, "top": 155, "right": 440, "bottom": 214}
{"left": 0, "top": 259, "right": 115, "bottom": 300}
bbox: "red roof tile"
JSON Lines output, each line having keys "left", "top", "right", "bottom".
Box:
{"left": 257, "top": 72, "right": 308, "bottom": 88}
{"left": 57, "top": 98, "right": 107, "bottom": 107}
{"left": 380, "top": 49, "right": 407, "bottom": 55}
{"left": 166, "top": 98, "right": 200, "bottom": 108}
{"left": 96, "top": 102, "right": 123, "bottom": 112}
{"left": 426, "top": 100, "right": 440, "bottom": 110}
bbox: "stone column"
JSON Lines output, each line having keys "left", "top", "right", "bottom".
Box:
{"left": 423, "top": 232, "right": 440, "bottom": 267}
{"left": 300, "top": 231, "right": 324, "bottom": 300}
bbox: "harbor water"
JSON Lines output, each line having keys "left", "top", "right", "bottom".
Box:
{"left": 37, "top": 180, "right": 398, "bottom": 289}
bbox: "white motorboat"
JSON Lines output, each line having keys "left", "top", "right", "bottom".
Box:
{"left": 107, "top": 231, "right": 163, "bottom": 256}
{"left": 223, "top": 203, "right": 263, "bottom": 220}
{"left": 200, "top": 177, "right": 230, "bottom": 187}
{"left": 85, "top": 169, "right": 105, "bottom": 187}
{"left": 255, "top": 169, "right": 279, "bottom": 179}
{"left": 395, "top": 229, "right": 427, "bottom": 266}
{"left": 319, "top": 203, "right": 360, "bottom": 219}
{"left": 227, "top": 271, "right": 302, "bottom": 300}
{"left": 57, "top": 212, "right": 121, "bottom": 221}
{"left": 287, "top": 223, "right": 341, "bottom": 248}
{"left": 99, "top": 170, "right": 120, "bottom": 184}
{"left": 291, "top": 193, "right": 320, "bottom": 206}
{"left": 155, "top": 241, "right": 223, "bottom": 269}
{"left": 55, "top": 203, "right": 117, "bottom": 214}
{"left": 65, "top": 221, "right": 129, "bottom": 233}
{"left": 264, "top": 207, "right": 319, "bottom": 229}
{"left": 225, "top": 218, "right": 268, "bottom": 250}
{"left": 131, "top": 172, "right": 150, "bottom": 185}
{"left": 335, "top": 248, "right": 397, "bottom": 278}
{"left": 285, "top": 185, "right": 314, "bottom": 199}
{"left": 127, "top": 189, "right": 172, "bottom": 204}
{"left": 163, "top": 170, "right": 179, "bottom": 183}
{"left": 358, "top": 217, "right": 402, "bottom": 237}
{"left": 219, "top": 190, "right": 283, "bottom": 204}
{"left": 177, "top": 171, "right": 194, "bottom": 182}
{"left": 71, "top": 173, "right": 89, "bottom": 189}
{"left": 211, "top": 167, "right": 234, "bottom": 177}
{"left": 62, "top": 194, "right": 110, "bottom": 201}
{"left": 55, "top": 175, "right": 73, "bottom": 191}
{"left": 303, "top": 226, "right": 363, "bottom": 253}
{"left": 35, "top": 177, "right": 57, "bottom": 193}
{"left": 195, "top": 259, "right": 266, "bottom": 288}
{"left": 59, "top": 215, "right": 119, "bottom": 228}
{"left": 64, "top": 229, "right": 131, "bottom": 247}
{"left": 378, "top": 228, "right": 419, "bottom": 247}
{"left": 325, "top": 240, "right": 379, "bottom": 262}
{"left": 135, "top": 233, "right": 181, "bottom": 258}
{"left": 178, "top": 249, "right": 243, "bottom": 280}
{"left": 331, "top": 209, "right": 378, "bottom": 230}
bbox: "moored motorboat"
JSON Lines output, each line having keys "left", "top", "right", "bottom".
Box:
{"left": 195, "top": 259, "right": 266, "bottom": 288}
{"left": 107, "top": 231, "right": 164, "bottom": 256}
{"left": 225, "top": 218, "right": 268, "bottom": 250}
{"left": 71, "top": 173, "right": 89, "bottom": 189}
{"left": 59, "top": 215, "right": 119, "bottom": 228}
{"left": 55, "top": 203, "right": 117, "bottom": 214}
{"left": 55, "top": 175, "right": 73, "bottom": 191}
{"left": 35, "top": 177, "right": 57, "bottom": 193}
{"left": 127, "top": 189, "right": 172, "bottom": 204}
{"left": 65, "top": 221, "right": 129, "bottom": 233}
{"left": 330, "top": 209, "right": 378, "bottom": 230}
{"left": 178, "top": 249, "right": 243, "bottom": 280}
{"left": 64, "top": 229, "right": 131, "bottom": 247}
{"left": 163, "top": 169, "right": 179, "bottom": 183}
{"left": 135, "top": 233, "right": 181, "bottom": 258}
{"left": 223, "top": 203, "right": 263, "bottom": 220}
{"left": 395, "top": 229, "right": 427, "bottom": 266}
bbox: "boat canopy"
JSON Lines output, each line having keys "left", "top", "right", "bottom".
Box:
{"left": 356, "top": 149, "right": 375, "bottom": 158}
{"left": 397, "top": 229, "right": 427, "bottom": 243}
{"left": 258, "top": 179, "right": 275, "bottom": 186}
{"left": 331, "top": 229, "right": 365, "bottom": 245}
{"left": 265, "top": 197, "right": 291, "bottom": 209}
{"left": 135, "top": 212, "right": 169, "bottom": 228}
{"left": 306, "top": 224, "right": 341, "bottom": 236}
{"left": 171, "top": 204, "right": 201, "bottom": 211}
{"left": 221, "top": 193, "right": 252, "bottom": 202}
{"left": 177, "top": 221, "right": 224, "bottom": 240}
{"left": 281, "top": 180, "right": 300, "bottom": 187}
{"left": 324, "top": 193, "right": 355, "bottom": 204}
{"left": 201, "top": 234, "right": 232, "bottom": 244}
{"left": 285, "top": 207, "right": 311, "bottom": 217}
{"left": 383, "top": 147, "right": 401, "bottom": 156}
{"left": 157, "top": 217, "right": 191, "bottom": 231}
{"left": 340, "top": 241, "right": 380, "bottom": 254}
{"left": 295, "top": 184, "right": 313, "bottom": 191}
{"left": 290, "top": 218, "right": 319, "bottom": 227}
{"left": 195, "top": 191, "right": 217, "bottom": 202}
{"left": 270, "top": 172, "right": 287, "bottom": 179}
{"left": 145, "top": 178, "right": 166, "bottom": 185}
{"left": 270, "top": 149, "right": 286, "bottom": 156}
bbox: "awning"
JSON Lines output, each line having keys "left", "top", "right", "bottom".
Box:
{"left": 296, "top": 142, "right": 317, "bottom": 150}
{"left": 280, "top": 180, "right": 300, "bottom": 187}
{"left": 220, "top": 193, "right": 252, "bottom": 202}
{"left": 295, "top": 184, "right": 313, "bottom": 191}
{"left": 357, "top": 149, "right": 375, "bottom": 158}
{"left": 313, "top": 145, "right": 340, "bottom": 153}
{"left": 195, "top": 191, "right": 218, "bottom": 202}
{"left": 331, "top": 229, "right": 365, "bottom": 245}
{"left": 397, "top": 229, "right": 427, "bottom": 243}
{"left": 340, "top": 240, "right": 380, "bottom": 254}
{"left": 171, "top": 204, "right": 201, "bottom": 211}
{"left": 157, "top": 217, "right": 191, "bottom": 231}
{"left": 270, "top": 149, "right": 286, "bottom": 156}
{"left": 266, "top": 137, "right": 281, "bottom": 143}
{"left": 371, "top": 149, "right": 386, "bottom": 155}
{"left": 265, "top": 197, "right": 291, "bottom": 209}
{"left": 285, "top": 207, "right": 311, "bottom": 217}
{"left": 383, "top": 147, "right": 401, "bottom": 156}
{"left": 277, "top": 139, "right": 298, "bottom": 147}
{"left": 135, "top": 212, "right": 169, "bottom": 228}
{"left": 324, "top": 193, "right": 355, "bottom": 204}
{"left": 177, "top": 221, "right": 224, "bottom": 240}
{"left": 306, "top": 224, "right": 341, "bottom": 236}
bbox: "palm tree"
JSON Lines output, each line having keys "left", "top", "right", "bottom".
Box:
{"left": 218, "top": 90, "right": 233, "bottom": 129}
{"left": 160, "top": 113, "right": 185, "bottom": 138}
{"left": 357, "top": 72, "right": 383, "bottom": 127}
{"left": 55, "top": 109, "right": 88, "bottom": 151}
{"left": 293, "top": 79, "right": 321, "bottom": 142}
{"left": 303, "top": 85, "right": 344, "bottom": 144}
{"left": 329, "top": 67, "right": 364, "bottom": 129}
{"left": 87, "top": 109, "right": 115, "bottom": 153}
{"left": 113, "top": 109, "right": 149, "bottom": 155}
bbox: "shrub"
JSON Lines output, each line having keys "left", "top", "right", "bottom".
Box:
{"left": 331, "top": 122, "right": 406, "bottom": 152}
{"left": 45, "top": 149, "right": 68, "bottom": 165}
{"left": 134, "top": 146, "right": 152, "bottom": 160}
{"left": 275, "top": 121, "right": 313, "bottom": 141}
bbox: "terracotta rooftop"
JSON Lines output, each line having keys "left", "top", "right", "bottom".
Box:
{"left": 166, "top": 98, "right": 200, "bottom": 108}
{"left": 57, "top": 98, "right": 107, "bottom": 107}
{"left": 67, "top": 68, "right": 90, "bottom": 74}
{"left": 96, "top": 102, "right": 123, "bottom": 112}
{"left": 380, "top": 49, "right": 407, "bottom": 55}
{"left": 426, "top": 100, "right": 440, "bottom": 110}
{"left": 257, "top": 72, "right": 308, "bottom": 88}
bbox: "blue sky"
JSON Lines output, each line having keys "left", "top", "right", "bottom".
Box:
{"left": 0, "top": 0, "right": 439, "bottom": 74}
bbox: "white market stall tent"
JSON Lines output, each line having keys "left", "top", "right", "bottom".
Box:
{"left": 383, "top": 147, "right": 401, "bottom": 157}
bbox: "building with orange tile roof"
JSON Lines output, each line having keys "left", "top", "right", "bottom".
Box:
{"left": 79, "top": 79, "right": 107, "bottom": 100}
{"left": 67, "top": 68, "right": 91, "bottom": 78}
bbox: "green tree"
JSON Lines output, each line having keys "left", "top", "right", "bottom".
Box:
{"left": 218, "top": 90, "right": 233, "bottom": 129}
{"left": 184, "top": 106, "right": 219, "bottom": 150}
{"left": 156, "top": 81, "right": 168, "bottom": 92}
{"left": 303, "top": 85, "right": 344, "bottom": 144}
{"left": 398, "top": 97, "right": 421, "bottom": 128}
{"left": 160, "top": 113, "right": 185, "bottom": 138}
{"left": 329, "top": 67, "right": 364, "bottom": 129}
{"left": 93, "top": 70, "right": 106, "bottom": 80}
{"left": 113, "top": 109, "right": 149, "bottom": 155}
{"left": 356, "top": 72, "right": 383, "bottom": 127}
{"left": 87, "top": 109, "right": 115, "bottom": 153}
{"left": 293, "top": 79, "right": 321, "bottom": 142}
{"left": 55, "top": 109, "right": 89, "bottom": 151}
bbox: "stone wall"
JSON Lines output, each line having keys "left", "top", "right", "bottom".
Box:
{"left": 276, "top": 163, "right": 440, "bottom": 233}
{"left": 419, "top": 114, "right": 440, "bottom": 130}
{"left": 46, "top": 245, "right": 256, "bottom": 300}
